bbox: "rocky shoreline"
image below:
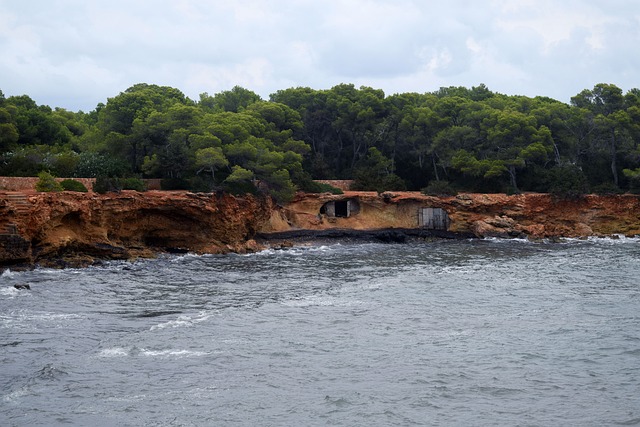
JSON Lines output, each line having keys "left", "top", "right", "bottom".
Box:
{"left": 1, "top": 190, "right": 639, "bottom": 270}
{"left": 256, "top": 228, "right": 477, "bottom": 247}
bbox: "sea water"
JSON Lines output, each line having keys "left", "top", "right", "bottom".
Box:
{"left": 1, "top": 238, "right": 639, "bottom": 426}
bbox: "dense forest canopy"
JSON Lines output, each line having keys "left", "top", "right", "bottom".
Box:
{"left": 1, "top": 82, "right": 640, "bottom": 201}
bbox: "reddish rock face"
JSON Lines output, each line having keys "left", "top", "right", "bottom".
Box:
{"left": 0, "top": 190, "right": 274, "bottom": 267}
{"left": 1, "top": 190, "right": 639, "bottom": 268}
{"left": 274, "top": 192, "right": 640, "bottom": 239}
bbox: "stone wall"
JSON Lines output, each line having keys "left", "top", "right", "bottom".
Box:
{"left": 0, "top": 177, "right": 162, "bottom": 191}
{"left": 314, "top": 180, "right": 354, "bottom": 191}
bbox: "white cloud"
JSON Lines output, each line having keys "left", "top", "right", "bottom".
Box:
{"left": 0, "top": 0, "right": 638, "bottom": 110}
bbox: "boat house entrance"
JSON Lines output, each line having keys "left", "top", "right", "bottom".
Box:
{"left": 418, "top": 207, "right": 450, "bottom": 230}
{"left": 320, "top": 199, "right": 360, "bottom": 218}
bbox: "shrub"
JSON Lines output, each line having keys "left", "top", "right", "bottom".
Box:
{"left": 421, "top": 180, "right": 457, "bottom": 197}
{"left": 160, "top": 178, "right": 189, "bottom": 190}
{"left": 299, "top": 180, "right": 344, "bottom": 195}
{"left": 93, "top": 176, "right": 122, "bottom": 194}
{"left": 60, "top": 179, "right": 88, "bottom": 192}
{"left": 549, "top": 164, "right": 589, "bottom": 199}
{"left": 222, "top": 180, "right": 258, "bottom": 196}
{"left": 120, "top": 177, "right": 146, "bottom": 192}
{"left": 35, "top": 171, "right": 63, "bottom": 192}
{"left": 592, "top": 182, "right": 623, "bottom": 195}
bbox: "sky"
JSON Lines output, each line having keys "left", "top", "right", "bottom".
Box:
{"left": 1, "top": 0, "right": 639, "bottom": 111}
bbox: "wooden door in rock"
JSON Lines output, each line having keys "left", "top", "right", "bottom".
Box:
{"left": 418, "top": 207, "right": 450, "bottom": 230}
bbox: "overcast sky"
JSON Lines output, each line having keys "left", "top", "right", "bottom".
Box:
{"left": 1, "top": 0, "right": 639, "bottom": 111}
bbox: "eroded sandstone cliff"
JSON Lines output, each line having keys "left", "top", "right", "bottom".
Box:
{"left": 0, "top": 191, "right": 273, "bottom": 268}
{"left": 272, "top": 191, "right": 640, "bottom": 239}
{"left": 1, "top": 190, "right": 639, "bottom": 268}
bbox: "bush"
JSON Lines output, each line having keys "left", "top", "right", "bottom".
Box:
{"left": 592, "top": 182, "right": 623, "bottom": 195}
{"left": 120, "top": 177, "right": 146, "bottom": 192}
{"left": 35, "top": 171, "right": 63, "bottom": 192}
{"left": 160, "top": 178, "right": 189, "bottom": 190}
{"left": 186, "top": 175, "right": 216, "bottom": 193}
{"left": 60, "top": 179, "right": 88, "bottom": 192}
{"left": 421, "top": 180, "right": 457, "bottom": 197}
{"left": 299, "top": 180, "right": 343, "bottom": 195}
{"left": 549, "top": 164, "right": 589, "bottom": 199}
{"left": 93, "top": 176, "right": 122, "bottom": 194}
{"left": 222, "top": 180, "right": 258, "bottom": 196}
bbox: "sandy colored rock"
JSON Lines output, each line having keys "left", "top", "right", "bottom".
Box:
{"left": 2, "top": 190, "right": 640, "bottom": 268}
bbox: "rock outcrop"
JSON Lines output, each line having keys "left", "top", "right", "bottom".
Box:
{"left": 0, "top": 190, "right": 273, "bottom": 268}
{"left": 269, "top": 191, "right": 640, "bottom": 239}
{"left": 1, "top": 190, "right": 639, "bottom": 268}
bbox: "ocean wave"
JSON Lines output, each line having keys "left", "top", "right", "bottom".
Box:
{"left": 149, "top": 312, "right": 211, "bottom": 331}
{"left": 2, "top": 386, "right": 30, "bottom": 403}
{"left": 281, "top": 295, "right": 367, "bottom": 308}
{"left": 249, "top": 244, "right": 341, "bottom": 258}
{"left": 97, "top": 347, "right": 130, "bottom": 358}
{"left": 587, "top": 234, "right": 640, "bottom": 244}
{"left": 0, "top": 286, "right": 25, "bottom": 299}
{"left": 140, "top": 348, "right": 208, "bottom": 358}
{"left": 1, "top": 268, "right": 16, "bottom": 278}
{"left": 96, "top": 346, "right": 208, "bottom": 358}
{"left": 481, "top": 237, "right": 533, "bottom": 244}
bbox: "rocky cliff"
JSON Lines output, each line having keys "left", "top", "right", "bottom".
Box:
{"left": 0, "top": 191, "right": 273, "bottom": 268}
{"left": 270, "top": 191, "right": 640, "bottom": 239}
{"left": 1, "top": 190, "right": 639, "bottom": 268}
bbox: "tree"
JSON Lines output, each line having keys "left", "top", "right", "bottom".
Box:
{"left": 199, "top": 86, "right": 261, "bottom": 113}
{"left": 571, "top": 84, "right": 630, "bottom": 187}
{"left": 0, "top": 106, "right": 19, "bottom": 150}
{"left": 352, "top": 147, "right": 406, "bottom": 192}
{"left": 195, "top": 147, "right": 228, "bottom": 181}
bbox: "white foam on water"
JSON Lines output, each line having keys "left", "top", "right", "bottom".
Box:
{"left": 587, "top": 234, "right": 640, "bottom": 244}
{"left": 149, "top": 312, "right": 211, "bottom": 331}
{"left": 1, "top": 268, "right": 15, "bottom": 278}
{"left": 249, "top": 244, "right": 340, "bottom": 258}
{"left": 0, "top": 286, "right": 22, "bottom": 299}
{"left": 168, "top": 252, "right": 200, "bottom": 263}
{"left": 281, "top": 294, "right": 367, "bottom": 308}
{"left": 140, "top": 348, "right": 208, "bottom": 358}
{"left": 2, "top": 386, "right": 30, "bottom": 403}
{"left": 97, "top": 347, "right": 130, "bottom": 358}
{"left": 482, "top": 237, "right": 533, "bottom": 244}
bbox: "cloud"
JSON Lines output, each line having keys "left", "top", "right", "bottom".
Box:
{"left": 0, "top": 0, "right": 638, "bottom": 110}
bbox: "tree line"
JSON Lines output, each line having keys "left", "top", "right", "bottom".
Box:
{"left": 1, "top": 82, "right": 639, "bottom": 201}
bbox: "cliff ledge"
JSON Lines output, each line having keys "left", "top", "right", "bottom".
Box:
{"left": 1, "top": 190, "right": 639, "bottom": 268}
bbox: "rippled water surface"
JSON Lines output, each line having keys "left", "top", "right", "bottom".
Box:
{"left": 2, "top": 238, "right": 640, "bottom": 426}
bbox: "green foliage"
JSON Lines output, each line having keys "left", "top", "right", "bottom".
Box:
{"left": 592, "top": 182, "right": 624, "bottom": 195}
{"left": 421, "top": 180, "right": 457, "bottom": 196}
{"left": 352, "top": 147, "right": 406, "bottom": 192}
{"left": 35, "top": 171, "right": 63, "bottom": 192}
{"left": 261, "top": 169, "right": 296, "bottom": 204}
{"left": 160, "top": 177, "right": 189, "bottom": 190}
{"left": 120, "top": 177, "right": 146, "bottom": 191}
{"left": 93, "top": 176, "right": 122, "bottom": 194}
{"left": 93, "top": 176, "right": 146, "bottom": 193}
{"left": 75, "top": 152, "right": 129, "bottom": 178}
{"left": 60, "top": 179, "right": 88, "bottom": 192}
{"left": 298, "top": 180, "right": 344, "bottom": 194}
{"left": 549, "top": 165, "right": 590, "bottom": 199}
{"left": 195, "top": 146, "right": 228, "bottom": 180}
{"left": 623, "top": 168, "right": 640, "bottom": 193}
{"left": 4, "top": 81, "right": 640, "bottom": 198}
